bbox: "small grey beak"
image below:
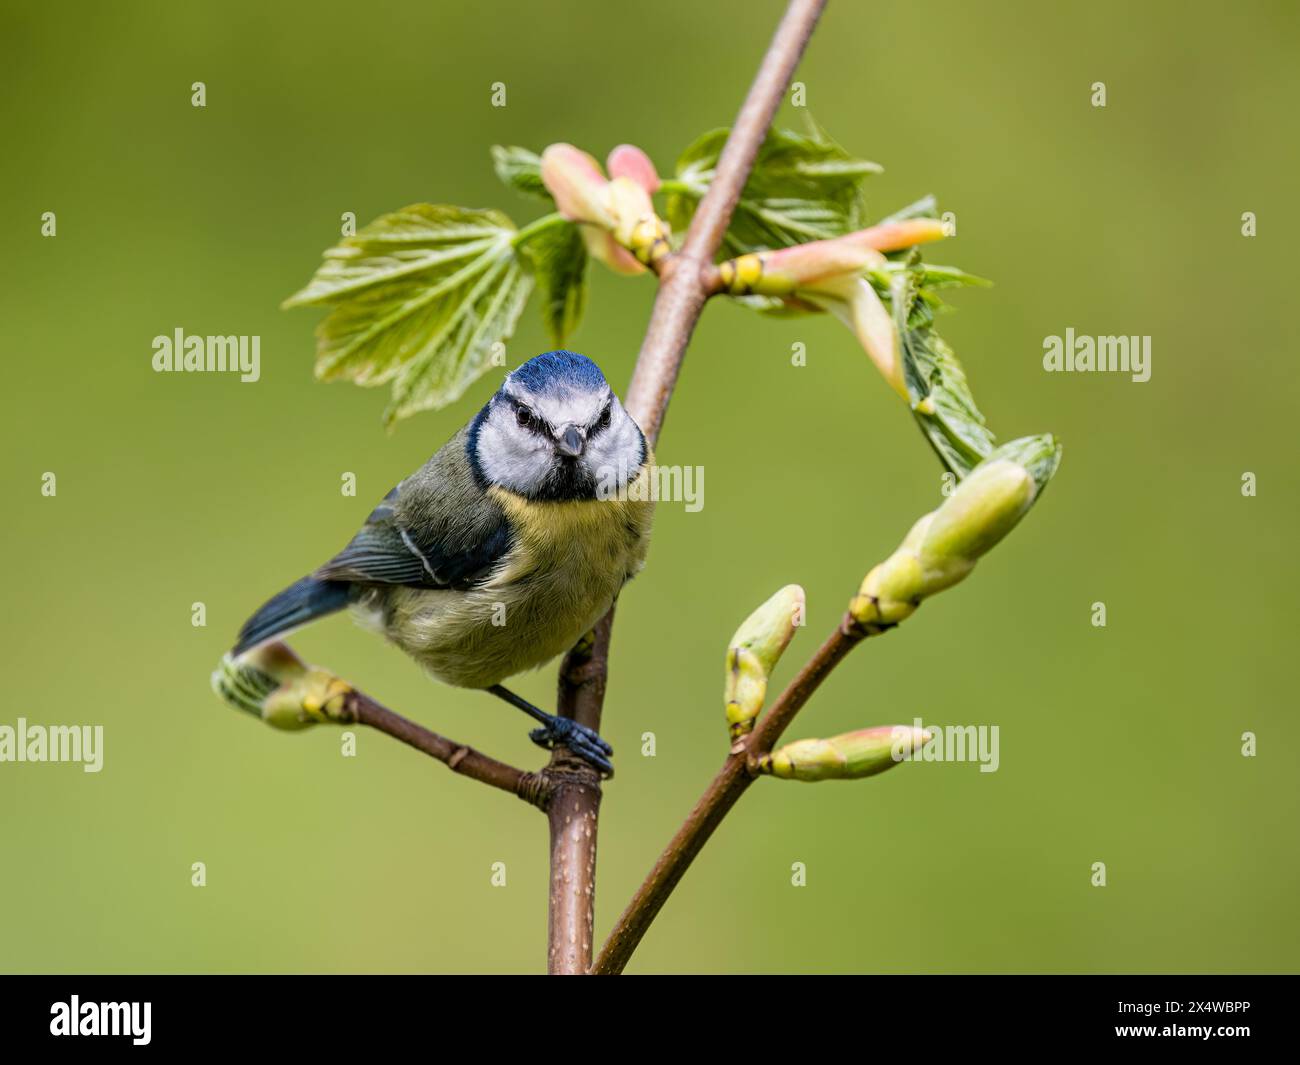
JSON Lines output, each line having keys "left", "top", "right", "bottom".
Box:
{"left": 556, "top": 425, "right": 585, "bottom": 458}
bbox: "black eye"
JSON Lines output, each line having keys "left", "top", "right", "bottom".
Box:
{"left": 593, "top": 404, "right": 612, "bottom": 433}
{"left": 516, "top": 406, "right": 536, "bottom": 429}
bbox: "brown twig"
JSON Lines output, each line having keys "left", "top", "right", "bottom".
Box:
{"left": 349, "top": 689, "right": 549, "bottom": 808}
{"left": 624, "top": 0, "right": 829, "bottom": 444}
{"left": 250, "top": 0, "right": 831, "bottom": 974}
{"left": 227, "top": 639, "right": 548, "bottom": 806}
{"left": 746, "top": 612, "right": 868, "bottom": 757}
{"left": 544, "top": 610, "right": 615, "bottom": 974}
{"left": 540, "top": 0, "right": 829, "bottom": 975}
{"left": 591, "top": 614, "right": 866, "bottom": 974}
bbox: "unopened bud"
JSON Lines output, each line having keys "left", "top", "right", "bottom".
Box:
{"left": 757, "top": 725, "right": 933, "bottom": 781}
{"left": 723, "top": 216, "right": 948, "bottom": 297}
{"left": 715, "top": 219, "right": 954, "bottom": 397}
{"left": 718, "top": 218, "right": 945, "bottom": 302}
{"left": 581, "top": 227, "right": 645, "bottom": 275}
{"left": 920, "top": 462, "right": 1032, "bottom": 568}
{"left": 823, "top": 275, "right": 906, "bottom": 399}
{"left": 606, "top": 177, "right": 671, "bottom": 268}
{"left": 540, "top": 143, "right": 616, "bottom": 228}
{"left": 757, "top": 239, "right": 884, "bottom": 292}
{"left": 212, "top": 644, "right": 355, "bottom": 731}
{"left": 844, "top": 218, "right": 947, "bottom": 253}
{"left": 849, "top": 436, "right": 1061, "bottom": 631}
{"left": 541, "top": 143, "right": 670, "bottom": 271}
{"left": 725, "top": 584, "right": 805, "bottom": 742}
{"left": 607, "top": 144, "right": 660, "bottom": 194}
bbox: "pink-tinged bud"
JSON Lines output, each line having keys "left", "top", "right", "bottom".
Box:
{"left": 540, "top": 143, "right": 616, "bottom": 228}
{"left": 718, "top": 221, "right": 945, "bottom": 298}
{"left": 607, "top": 144, "right": 660, "bottom": 194}
{"left": 724, "top": 584, "right": 805, "bottom": 743}
{"left": 758, "top": 725, "right": 934, "bottom": 782}
{"left": 819, "top": 276, "right": 906, "bottom": 399}
{"left": 761, "top": 236, "right": 886, "bottom": 291}
{"left": 844, "top": 218, "right": 948, "bottom": 253}
{"left": 212, "top": 645, "right": 356, "bottom": 732}
{"left": 605, "top": 176, "right": 658, "bottom": 247}
{"left": 581, "top": 226, "right": 645, "bottom": 275}
{"left": 541, "top": 143, "right": 665, "bottom": 273}
{"left": 714, "top": 219, "right": 946, "bottom": 397}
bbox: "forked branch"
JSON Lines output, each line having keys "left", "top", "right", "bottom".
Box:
{"left": 217, "top": 0, "right": 1056, "bottom": 978}
{"left": 211, "top": 642, "right": 547, "bottom": 807}
{"left": 545, "top": 0, "right": 830, "bottom": 975}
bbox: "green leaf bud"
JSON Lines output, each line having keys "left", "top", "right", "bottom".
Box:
{"left": 724, "top": 584, "right": 805, "bottom": 742}
{"left": 757, "top": 725, "right": 933, "bottom": 781}
{"left": 211, "top": 645, "right": 356, "bottom": 732}
{"left": 849, "top": 436, "right": 1061, "bottom": 631}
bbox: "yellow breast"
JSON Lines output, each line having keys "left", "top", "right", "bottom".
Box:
{"left": 487, "top": 458, "right": 655, "bottom": 587}
{"left": 375, "top": 463, "right": 656, "bottom": 689}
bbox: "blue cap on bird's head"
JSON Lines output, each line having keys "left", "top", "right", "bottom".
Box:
{"left": 471, "top": 350, "right": 645, "bottom": 501}
{"left": 506, "top": 350, "right": 608, "bottom": 397}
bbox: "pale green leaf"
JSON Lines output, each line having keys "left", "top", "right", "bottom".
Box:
{"left": 284, "top": 204, "right": 534, "bottom": 422}
{"left": 385, "top": 254, "right": 533, "bottom": 425}
{"left": 889, "top": 263, "right": 996, "bottom": 478}
{"left": 491, "top": 145, "right": 552, "bottom": 201}
{"left": 519, "top": 219, "right": 588, "bottom": 345}
{"left": 872, "top": 261, "right": 992, "bottom": 292}
{"left": 284, "top": 205, "right": 516, "bottom": 308}
{"left": 877, "top": 195, "right": 938, "bottom": 224}
{"left": 668, "top": 120, "right": 881, "bottom": 256}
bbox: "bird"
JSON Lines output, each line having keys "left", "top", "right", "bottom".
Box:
{"left": 231, "top": 350, "right": 655, "bottom": 774}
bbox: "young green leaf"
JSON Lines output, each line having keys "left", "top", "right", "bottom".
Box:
{"left": 667, "top": 121, "right": 881, "bottom": 257}
{"left": 871, "top": 261, "right": 991, "bottom": 298}
{"left": 491, "top": 145, "right": 552, "bottom": 201}
{"left": 888, "top": 263, "right": 996, "bottom": 478}
{"left": 284, "top": 205, "right": 513, "bottom": 309}
{"left": 283, "top": 204, "right": 533, "bottom": 424}
{"left": 518, "top": 219, "right": 589, "bottom": 346}
{"left": 876, "top": 195, "right": 939, "bottom": 225}
{"left": 384, "top": 252, "right": 532, "bottom": 425}
{"left": 912, "top": 264, "right": 991, "bottom": 291}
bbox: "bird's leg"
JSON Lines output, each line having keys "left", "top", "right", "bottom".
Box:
{"left": 486, "top": 684, "right": 614, "bottom": 777}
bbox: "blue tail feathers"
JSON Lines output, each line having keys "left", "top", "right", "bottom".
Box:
{"left": 233, "top": 576, "right": 351, "bottom": 656}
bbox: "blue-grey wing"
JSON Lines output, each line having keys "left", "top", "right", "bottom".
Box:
{"left": 314, "top": 436, "right": 513, "bottom": 591}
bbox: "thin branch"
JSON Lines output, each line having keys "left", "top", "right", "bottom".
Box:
{"left": 539, "top": 0, "right": 829, "bottom": 975}
{"left": 222, "top": 639, "right": 550, "bottom": 807}
{"left": 350, "top": 688, "right": 549, "bottom": 808}
{"left": 545, "top": 610, "right": 615, "bottom": 974}
{"left": 592, "top": 613, "right": 865, "bottom": 974}
{"left": 746, "top": 613, "right": 866, "bottom": 757}
{"left": 624, "top": 0, "right": 829, "bottom": 444}
{"left": 594, "top": 757, "right": 754, "bottom": 975}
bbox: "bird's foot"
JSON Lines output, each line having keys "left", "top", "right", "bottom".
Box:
{"left": 529, "top": 715, "right": 614, "bottom": 778}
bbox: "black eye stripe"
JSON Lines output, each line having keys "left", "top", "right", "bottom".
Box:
{"left": 513, "top": 403, "right": 551, "bottom": 435}
{"left": 512, "top": 398, "right": 613, "bottom": 438}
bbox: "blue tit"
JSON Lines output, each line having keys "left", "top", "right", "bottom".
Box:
{"left": 232, "top": 350, "right": 654, "bottom": 774}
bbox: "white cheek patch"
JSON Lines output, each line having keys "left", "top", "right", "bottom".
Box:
{"left": 479, "top": 385, "right": 642, "bottom": 497}
{"left": 477, "top": 408, "right": 554, "bottom": 495}
{"left": 584, "top": 408, "right": 644, "bottom": 489}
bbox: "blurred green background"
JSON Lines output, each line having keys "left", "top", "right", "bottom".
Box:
{"left": 3, "top": 0, "right": 1297, "bottom": 974}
